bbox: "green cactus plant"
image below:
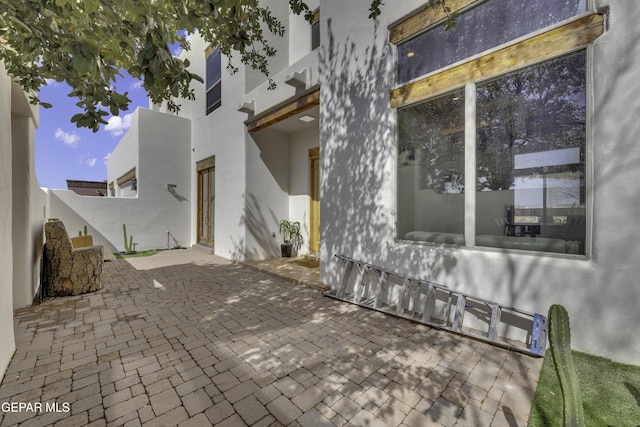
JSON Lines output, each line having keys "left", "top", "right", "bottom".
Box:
{"left": 78, "top": 225, "right": 88, "bottom": 236}
{"left": 548, "top": 304, "right": 585, "bottom": 427}
{"left": 123, "top": 224, "right": 134, "bottom": 253}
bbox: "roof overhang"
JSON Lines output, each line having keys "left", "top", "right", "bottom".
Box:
{"left": 245, "top": 86, "right": 320, "bottom": 133}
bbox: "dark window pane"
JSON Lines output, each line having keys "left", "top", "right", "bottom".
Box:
{"left": 206, "top": 48, "right": 221, "bottom": 89}
{"left": 397, "top": 90, "right": 466, "bottom": 244}
{"left": 475, "top": 51, "right": 586, "bottom": 254}
{"left": 206, "top": 82, "right": 221, "bottom": 115}
{"left": 397, "top": 0, "right": 585, "bottom": 83}
{"left": 311, "top": 21, "right": 320, "bottom": 50}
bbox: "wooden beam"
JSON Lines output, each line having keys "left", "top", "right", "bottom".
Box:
{"left": 311, "top": 9, "right": 320, "bottom": 25}
{"left": 205, "top": 45, "right": 218, "bottom": 58}
{"left": 116, "top": 168, "right": 136, "bottom": 186}
{"left": 247, "top": 87, "right": 320, "bottom": 132}
{"left": 390, "top": 13, "right": 604, "bottom": 109}
{"left": 196, "top": 156, "right": 215, "bottom": 172}
{"left": 389, "top": 0, "right": 482, "bottom": 45}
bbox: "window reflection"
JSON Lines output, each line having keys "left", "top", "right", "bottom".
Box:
{"left": 475, "top": 51, "right": 586, "bottom": 254}
{"left": 397, "top": 90, "right": 466, "bottom": 244}
{"left": 397, "top": 0, "right": 585, "bottom": 84}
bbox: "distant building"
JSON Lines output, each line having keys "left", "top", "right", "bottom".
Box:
{"left": 66, "top": 180, "right": 107, "bottom": 196}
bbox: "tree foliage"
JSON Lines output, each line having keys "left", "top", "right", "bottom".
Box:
{"left": 0, "top": 1, "right": 451, "bottom": 131}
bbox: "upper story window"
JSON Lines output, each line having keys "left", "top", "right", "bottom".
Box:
{"left": 311, "top": 9, "right": 320, "bottom": 50}
{"left": 392, "top": 0, "right": 604, "bottom": 256}
{"left": 115, "top": 168, "right": 137, "bottom": 198}
{"left": 397, "top": 0, "right": 586, "bottom": 84}
{"left": 206, "top": 46, "right": 222, "bottom": 115}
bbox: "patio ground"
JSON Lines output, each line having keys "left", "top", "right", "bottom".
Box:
{"left": 0, "top": 248, "right": 542, "bottom": 426}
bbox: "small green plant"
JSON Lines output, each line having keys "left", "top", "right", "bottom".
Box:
{"left": 279, "top": 219, "right": 302, "bottom": 247}
{"left": 122, "top": 224, "right": 134, "bottom": 253}
{"left": 548, "top": 304, "right": 585, "bottom": 427}
{"left": 78, "top": 225, "right": 88, "bottom": 236}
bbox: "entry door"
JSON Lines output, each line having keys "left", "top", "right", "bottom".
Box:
{"left": 197, "top": 164, "right": 215, "bottom": 246}
{"left": 309, "top": 147, "right": 320, "bottom": 253}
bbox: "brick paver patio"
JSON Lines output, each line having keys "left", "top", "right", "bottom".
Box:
{"left": 0, "top": 251, "right": 542, "bottom": 426}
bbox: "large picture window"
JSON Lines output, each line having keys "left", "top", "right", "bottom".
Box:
{"left": 475, "top": 52, "right": 586, "bottom": 254}
{"left": 397, "top": 90, "right": 466, "bottom": 245}
{"left": 206, "top": 47, "right": 221, "bottom": 115}
{"left": 394, "top": 0, "right": 601, "bottom": 255}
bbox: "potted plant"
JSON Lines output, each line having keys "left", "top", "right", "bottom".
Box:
{"left": 279, "top": 219, "right": 302, "bottom": 257}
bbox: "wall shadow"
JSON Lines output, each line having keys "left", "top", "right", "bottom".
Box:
{"left": 318, "top": 17, "right": 459, "bottom": 294}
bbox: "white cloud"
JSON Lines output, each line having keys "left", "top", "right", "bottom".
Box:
{"left": 54, "top": 128, "right": 80, "bottom": 148}
{"left": 103, "top": 152, "right": 111, "bottom": 166}
{"left": 77, "top": 153, "right": 97, "bottom": 167}
{"left": 129, "top": 80, "right": 144, "bottom": 91}
{"left": 104, "top": 113, "right": 133, "bottom": 137}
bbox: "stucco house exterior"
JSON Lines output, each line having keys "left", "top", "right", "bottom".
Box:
{"left": 3, "top": 0, "right": 640, "bottom": 382}
{"left": 321, "top": 0, "right": 639, "bottom": 364}
{"left": 107, "top": 0, "right": 638, "bottom": 364}
{"left": 47, "top": 108, "right": 192, "bottom": 254}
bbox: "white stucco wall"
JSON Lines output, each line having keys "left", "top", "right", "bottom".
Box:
{"left": 182, "top": 35, "right": 250, "bottom": 260}
{"left": 245, "top": 129, "right": 292, "bottom": 259}
{"left": 319, "top": 0, "right": 640, "bottom": 364}
{"left": 1, "top": 65, "right": 42, "bottom": 381}
{"left": 288, "top": 0, "right": 320, "bottom": 64}
{"left": 0, "top": 64, "right": 16, "bottom": 381}
{"left": 240, "top": 37, "right": 321, "bottom": 260}
{"left": 11, "top": 99, "right": 45, "bottom": 309}
{"left": 289, "top": 127, "right": 320, "bottom": 255}
{"left": 53, "top": 108, "right": 191, "bottom": 253}
{"left": 177, "top": 21, "right": 321, "bottom": 261}
{"left": 241, "top": 123, "right": 320, "bottom": 260}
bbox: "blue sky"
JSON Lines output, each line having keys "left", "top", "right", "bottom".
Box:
{"left": 35, "top": 73, "right": 149, "bottom": 190}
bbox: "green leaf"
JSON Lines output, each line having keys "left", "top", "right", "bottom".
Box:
{"left": 84, "top": 0, "right": 100, "bottom": 14}
{"left": 3, "top": 0, "right": 395, "bottom": 130}
{"left": 70, "top": 113, "right": 85, "bottom": 123}
{"left": 72, "top": 55, "right": 94, "bottom": 74}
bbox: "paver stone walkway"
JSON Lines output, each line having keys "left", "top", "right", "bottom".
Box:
{"left": 0, "top": 251, "right": 542, "bottom": 426}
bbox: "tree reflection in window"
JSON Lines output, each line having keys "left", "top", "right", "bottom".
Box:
{"left": 475, "top": 51, "right": 587, "bottom": 253}
{"left": 476, "top": 51, "right": 586, "bottom": 193}
{"left": 397, "top": 51, "right": 587, "bottom": 253}
{"left": 398, "top": 90, "right": 465, "bottom": 194}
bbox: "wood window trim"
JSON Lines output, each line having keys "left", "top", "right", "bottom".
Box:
{"left": 389, "top": 0, "right": 482, "bottom": 44}
{"left": 390, "top": 12, "right": 604, "bottom": 109}
{"left": 246, "top": 86, "right": 320, "bottom": 132}
{"left": 205, "top": 45, "right": 219, "bottom": 58}
{"left": 311, "top": 9, "right": 320, "bottom": 25}
{"left": 196, "top": 156, "right": 215, "bottom": 172}
{"left": 116, "top": 168, "right": 136, "bottom": 186}
{"left": 206, "top": 46, "right": 222, "bottom": 115}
